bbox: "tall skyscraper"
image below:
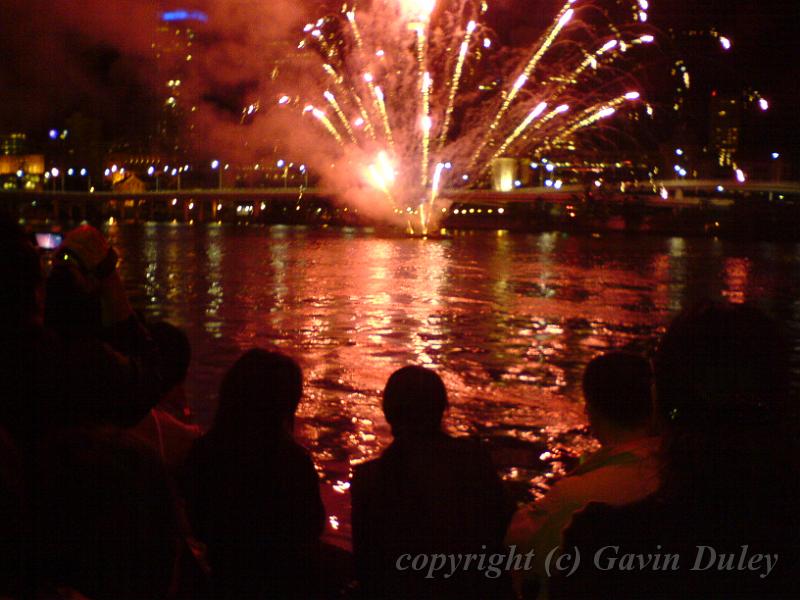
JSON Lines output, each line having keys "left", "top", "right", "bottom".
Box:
{"left": 152, "top": 8, "right": 207, "bottom": 159}
{"left": 709, "top": 92, "right": 740, "bottom": 168}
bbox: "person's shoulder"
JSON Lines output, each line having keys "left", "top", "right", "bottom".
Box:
{"left": 153, "top": 408, "right": 201, "bottom": 439}
{"left": 565, "top": 496, "right": 663, "bottom": 546}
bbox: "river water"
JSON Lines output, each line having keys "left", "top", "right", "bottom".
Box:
{"left": 108, "top": 223, "right": 800, "bottom": 545}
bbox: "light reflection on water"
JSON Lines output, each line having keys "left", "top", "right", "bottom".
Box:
{"left": 109, "top": 224, "right": 800, "bottom": 547}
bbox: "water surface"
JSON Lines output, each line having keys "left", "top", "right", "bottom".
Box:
{"left": 109, "top": 224, "right": 800, "bottom": 545}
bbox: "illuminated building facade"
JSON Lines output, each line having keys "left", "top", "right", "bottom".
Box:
{"left": 709, "top": 93, "right": 740, "bottom": 167}
{"left": 152, "top": 8, "right": 207, "bottom": 159}
{"left": 0, "top": 133, "right": 27, "bottom": 156}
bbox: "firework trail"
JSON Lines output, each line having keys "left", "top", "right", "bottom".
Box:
{"left": 284, "top": 0, "right": 653, "bottom": 232}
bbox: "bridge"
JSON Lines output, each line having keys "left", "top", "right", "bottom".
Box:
{"left": 2, "top": 179, "right": 797, "bottom": 222}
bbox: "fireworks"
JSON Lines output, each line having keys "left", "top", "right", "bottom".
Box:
{"left": 288, "top": 0, "right": 652, "bottom": 232}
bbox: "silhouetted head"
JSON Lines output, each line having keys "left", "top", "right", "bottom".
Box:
{"left": 149, "top": 321, "right": 191, "bottom": 395}
{"left": 583, "top": 352, "right": 653, "bottom": 444}
{"left": 383, "top": 366, "right": 448, "bottom": 439}
{"left": 654, "top": 301, "right": 795, "bottom": 504}
{"left": 44, "top": 261, "right": 103, "bottom": 339}
{"left": 654, "top": 301, "right": 789, "bottom": 430}
{"left": 214, "top": 349, "right": 303, "bottom": 436}
{"left": 0, "top": 213, "right": 43, "bottom": 329}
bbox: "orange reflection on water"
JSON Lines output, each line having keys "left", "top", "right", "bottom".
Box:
{"left": 109, "top": 224, "right": 800, "bottom": 547}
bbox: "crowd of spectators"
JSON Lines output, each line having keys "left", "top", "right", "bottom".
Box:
{"left": 1, "top": 215, "right": 797, "bottom": 599}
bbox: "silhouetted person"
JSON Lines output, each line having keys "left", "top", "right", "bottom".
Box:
{"left": 42, "top": 224, "right": 161, "bottom": 428}
{"left": 551, "top": 302, "right": 800, "bottom": 599}
{"left": 506, "top": 352, "right": 660, "bottom": 598}
{"left": 130, "top": 321, "right": 200, "bottom": 470}
{"left": 352, "top": 366, "right": 512, "bottom": 599}
{"left": 31, "top": 426, "right": 181, "bottom": 599}
{"left": 180, "top": 349, "right": 325, "bottom": 599}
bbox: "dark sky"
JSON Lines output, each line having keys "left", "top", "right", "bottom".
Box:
{"left": 0, "top": 0, "right": 797, "bottom": 153}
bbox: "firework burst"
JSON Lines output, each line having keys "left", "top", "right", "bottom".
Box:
{"left": 288, "top": 0, "right": 654, "bottom": 232}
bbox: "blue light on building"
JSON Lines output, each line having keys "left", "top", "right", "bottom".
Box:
{"left": 161, "top": 10, "right": 208, "bottom": 22}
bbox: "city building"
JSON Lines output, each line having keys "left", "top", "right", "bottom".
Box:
{"left": 709, "top": 92, "right": 740, "bottom": 168}
{"left": 152, "top": 7, "right": 208, "bottom": 159}
{"left": 0, "top": 132, "right": 27, "bottom": 156}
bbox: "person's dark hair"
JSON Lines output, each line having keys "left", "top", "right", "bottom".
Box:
{"left": 213, "top": 349, "right": 303, "bottom": 435}
{"left": 149, "top": 321, "right": 191, "bottom": 394}
{"left": 654, "top": 301, "right": 790, "bottom": 428}
{"left": 653, "top": 301, "right": 796, "bottom": 505}
{"left": 0, "top": 213, "right": 42, "bottom": 328}
{"left": 583, "top": 352, "right": 652, "bottom": 430}
{"left": 32, "top": 427, "right": 179, "bottom": 599}
{"left": 382, "top": 366, "right": 448, "bottom": 437}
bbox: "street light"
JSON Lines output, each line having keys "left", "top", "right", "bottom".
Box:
{"left": 211, "top": 160, "right": 222, "bottom": 189}
{"left": 147, "top": 166, "right": 160, "bottom": 191}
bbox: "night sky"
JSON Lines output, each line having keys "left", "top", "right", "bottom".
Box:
{"left": 0, "top": 0, "right": 797, "bottom": 155}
